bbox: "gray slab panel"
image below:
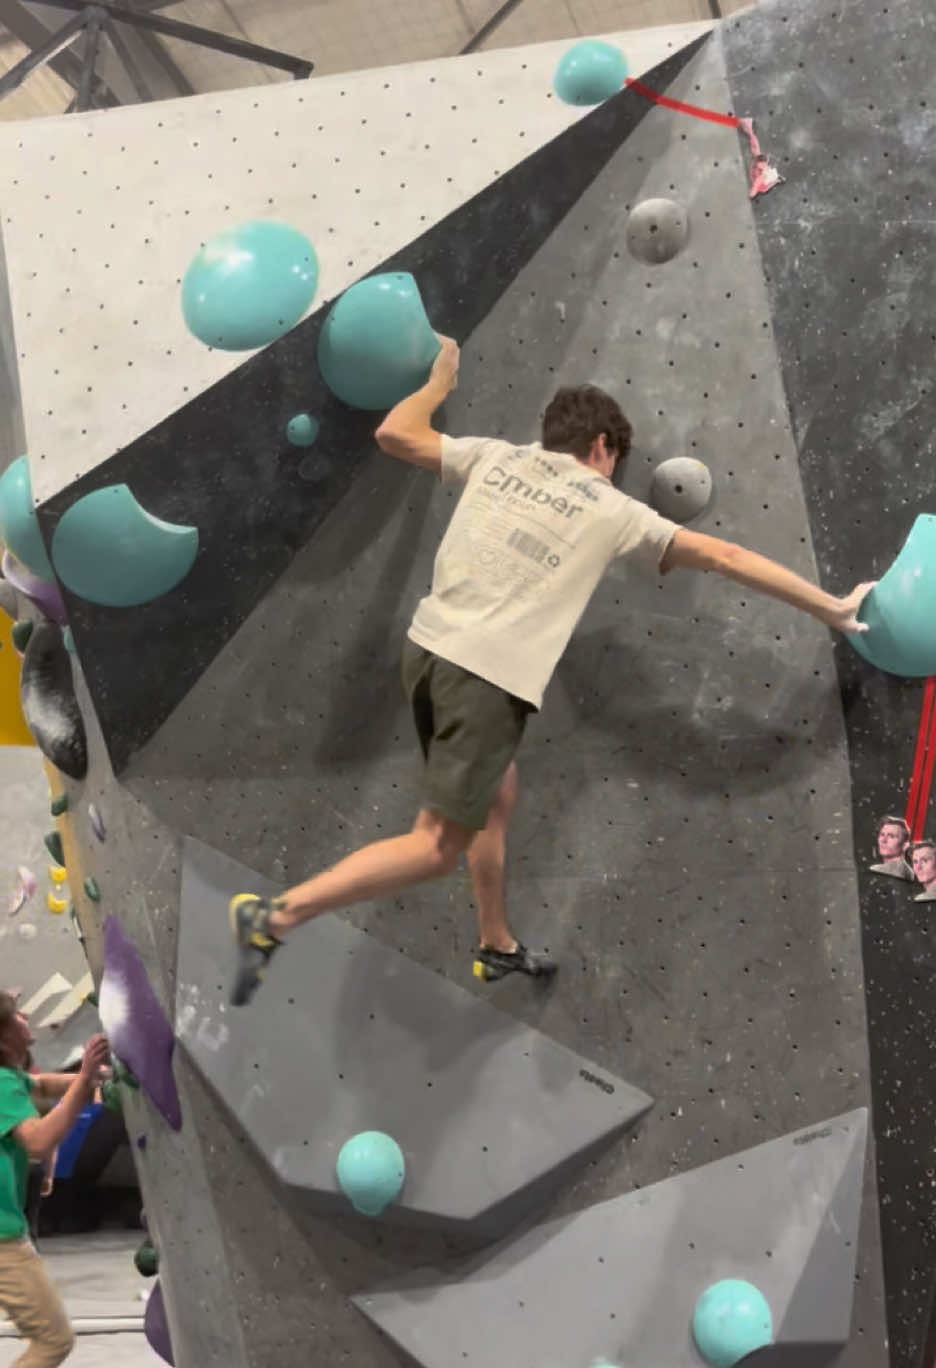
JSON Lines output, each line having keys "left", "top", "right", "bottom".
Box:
{"left": 355, "top": 1110, "right": 867, "bottom": 1368}
{"left": 177, "top": 836, "right": 653, "bottom": 1239}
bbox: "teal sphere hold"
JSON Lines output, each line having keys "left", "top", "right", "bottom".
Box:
{"left": 336, "top": 1131, "right": 405, "bottom": 1217}
{"left": 286, "top": 413, "right": 320, "bottom": 447}
{"left": 182, "top": 221, "right": 319, "bottom": 351}
{"left": 318, "top": 272, "right": 440, "bottom": 411}
{"left": 554, "top": 40, "right": 628, "bottom": 107}
{"left": 692, "top": 1279, "right": 773, "bottom": 1368}
{"left": 0, "top": 457, "right": 54, "bottom": 579}
{"left": 850, "top": 514, "right": 936, "bottom": 677}
{"left": 52, "top": 486, "right": 199, "bottom": 608}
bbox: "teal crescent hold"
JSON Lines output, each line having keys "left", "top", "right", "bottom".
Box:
{"left": 850, "top": 514, "right": 936, "bottom": 677}
{"left": 52, "top": 487, "right": 199, "bottom": 608}
{"left": 0, "top": 457, "right": 54, "bottom": 579}
{"left": 318, "top": 273, "right": 441, "bottom": 411}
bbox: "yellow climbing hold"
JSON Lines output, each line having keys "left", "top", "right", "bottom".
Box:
{"left": 49, "top": 866, "right": 68, "bottom": 886}
{"left": 47, "top": 891, "right": 68, "bottom": 914}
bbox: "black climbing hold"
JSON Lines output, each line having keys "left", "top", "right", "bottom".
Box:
{"left": 20, "top": 621, "right": 88, "bottom": 780}
{"left": 50, "top": 794, "right": 69, "bottom": 817}
{"left": 43, "top": 831, "right": 65, "bottom": 866}
{"left": 11, "top": 619, "right": 33, "bottom": 652}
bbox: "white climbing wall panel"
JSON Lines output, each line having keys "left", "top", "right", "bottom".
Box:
{"left": 0, "top": 22, "right": 711, "bottom": 504}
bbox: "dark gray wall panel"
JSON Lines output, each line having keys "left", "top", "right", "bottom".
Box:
{"left": 722, "top": 2, "right": 936, "bottom": 1362}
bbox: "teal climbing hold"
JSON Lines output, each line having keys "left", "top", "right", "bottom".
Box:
{"left": 336, "top": 1131, "right": 406, "bottom": 1217}
{"left": 286, "top": 413, "right": 320, "bottom": 447}
{"left": 101, "top": 1079, "right": 123, "bottom": 1115}
{"left": 182, "top": 221, "right": 319, "bottom": 351}
{"left": 0, "top": 458, "right": 54, "bottom": 579}
{"left": 553, "top": 40, "right": 629, "bottom": 107}
{"left": 318, "top": 273, "right": 441, "bottom": 411}
{"left": 84, "top": 877, "right": 101, "bottom": 902}
{"left": 50, "top": 794, "right": 69, "bottom": 817}
{"left": 11, "top": 619, "right": 33, "bottom": 653}
{"left": 51, "top": 487, "right": 199, "bottom": 608}
{"left": 43, "top": 831, "right": 64, "bottom": 866}
{"left": 692, "top": 1279, "right": 773, "bottom": 1368}
{"left": 850, "top": 514, "right": 936, "bottom": 676}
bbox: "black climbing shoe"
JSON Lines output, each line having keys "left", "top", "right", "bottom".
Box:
{"left": 229, "top": 894, "right": 284, "bottom": 1007}
{"left": 473, "top": 943, "right": 558, "bottom": 983}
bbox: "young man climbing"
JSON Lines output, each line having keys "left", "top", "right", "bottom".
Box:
{"left": 229, "top": 336, "right": 873, "bottom": 1006}
{"left": 0, "top": 992, "right": 110, "bottom": 1367}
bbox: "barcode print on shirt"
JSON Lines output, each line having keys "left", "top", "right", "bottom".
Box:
{"left": 508, "top": 528, "right": 551, "bottom": 563}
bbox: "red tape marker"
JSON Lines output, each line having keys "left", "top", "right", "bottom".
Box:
{"left": 906, "top": 676, "right": 936, "bottom": 842}
{"left": 623, "top": 78, "right": 784, "bottom": 199}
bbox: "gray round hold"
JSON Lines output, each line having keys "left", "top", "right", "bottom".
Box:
{"left": 626, "top": 198, "right": 690, "bottom": 266}
{"left": 650, "top": 456, "right": 712, "bottom": 523}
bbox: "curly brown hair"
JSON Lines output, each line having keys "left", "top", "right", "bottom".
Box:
{"left": 542, "top": 385, "right": 633, "bottom": 470}
{"left": 0, "top": 991, "right": 23, "bottom": 1070}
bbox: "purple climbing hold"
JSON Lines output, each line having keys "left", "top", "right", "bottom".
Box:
{"left": 144, "top": 1280, "right": 174, "bottom": 1366}
{"left": 137, "top": 1135, "right": 148, "bottom": 1151}
{"left": 88, "top": 803, "right": 107, "bottom": 841}
{"left": 1, "top": 550, "right": 67, "bottom": 626}
{"left": 99, "top": 916, "right": 182, "bottom": 1131}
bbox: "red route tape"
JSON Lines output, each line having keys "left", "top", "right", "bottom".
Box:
{"left": 624, "top": 78, "right": 741, "bottom": 128}
{"left": 622, "top": 78, "right": 785, "bottom": 198}
{"left": 906, "top": 677, "right": 936, "bottom": 842}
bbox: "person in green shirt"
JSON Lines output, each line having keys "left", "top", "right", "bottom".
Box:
{"left": 0, "top": 990, "right": 109, "bottom": 1367}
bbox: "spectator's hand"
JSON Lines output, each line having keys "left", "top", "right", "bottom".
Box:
{"left": 826, "top": 581, "right": 876, "bottom": 634}
{"left": 430, "top": 335, "right": 459, "bottom": 394}
{"left": 79, "top": 1034, "right": 110, "bottom": 1085}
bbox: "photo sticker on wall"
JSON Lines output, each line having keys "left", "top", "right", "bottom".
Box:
{"left": 869, "top": 814, "right": 913, "bottom": 882}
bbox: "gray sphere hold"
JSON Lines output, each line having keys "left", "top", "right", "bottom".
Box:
{"left": 626, "top": 197, "right": 690, "bottom": 266}
{"left": 651, "top": 457, "right": 712, "bottom": 523}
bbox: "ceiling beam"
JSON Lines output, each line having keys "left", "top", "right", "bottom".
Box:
{"left": 0, "top": 0, "right": 117, "bottom": 102}
{"left": 29, "top": 0, "right": 313, "bottom": 77}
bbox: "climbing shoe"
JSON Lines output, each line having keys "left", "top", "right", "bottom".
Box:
{"left": 229, "top": 894, "right": 284, "bottom": 1007}
{"left": 473, "top": 943, "right": 558, "bottom": 983}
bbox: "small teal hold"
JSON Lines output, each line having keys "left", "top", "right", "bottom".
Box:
{"left": 52, "top": 487, "right": 199, "bottom": 608}
{"left": 692, "top": 1279, "right": 773, "bottom": 1368}
{"left": 0, "top": 457, "right": 54, "bottom": 579}
{"left": 336, "top": 1131, "right": 405, "bottom": 1217}
{"left": 850, "top": 514, "right": 936, "bottom": 677}
{"left": 182, "top": 221, "right": 319, "bottom": 351}
{"left": 318, "top": 273, "right": 440, "bottom": 411}
{"left": 286, "top": 413, "right": 320, "bottom": 447}
{"left": 553, "top": 40, "right": 629, "bottom": 107}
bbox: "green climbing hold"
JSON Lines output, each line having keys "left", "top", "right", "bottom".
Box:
{"left": 83, "top": 877, "right": 101, "bottom": 902}
{"left": 43, "top": 831, "right": 65, "bottom": 866}
{"left": 134, "top": 1242, "right": 160, "bottom": 1278}
{"left": 84, "top": 988, "right": 98, "bottom": 1007}
{"left": 114, "top": 1060, "right": 140, "bottom": 1090}
{"left": 101, "top": 1079, "right": 122, "bottom": 1114}
{"left": 11, "top": 619, "right": 33, "bottom": 653}
{"left": 50, "top": 794, "right": 69, "bottom": 817}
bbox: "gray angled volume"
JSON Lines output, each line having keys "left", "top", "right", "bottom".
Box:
{"left": 176, "top": 836, "right": 653, "bottom": 1240}
{"left": 354, "top": 1109, "right": 867, "bottom": 1368}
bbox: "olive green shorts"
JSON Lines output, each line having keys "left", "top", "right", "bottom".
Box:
{"left": 400, "top": 639, "right": 535, "bottom": 831}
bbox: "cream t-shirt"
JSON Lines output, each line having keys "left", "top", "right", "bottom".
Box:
{"left": 407, "top": 436, "right": 679, "bottom": 708}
